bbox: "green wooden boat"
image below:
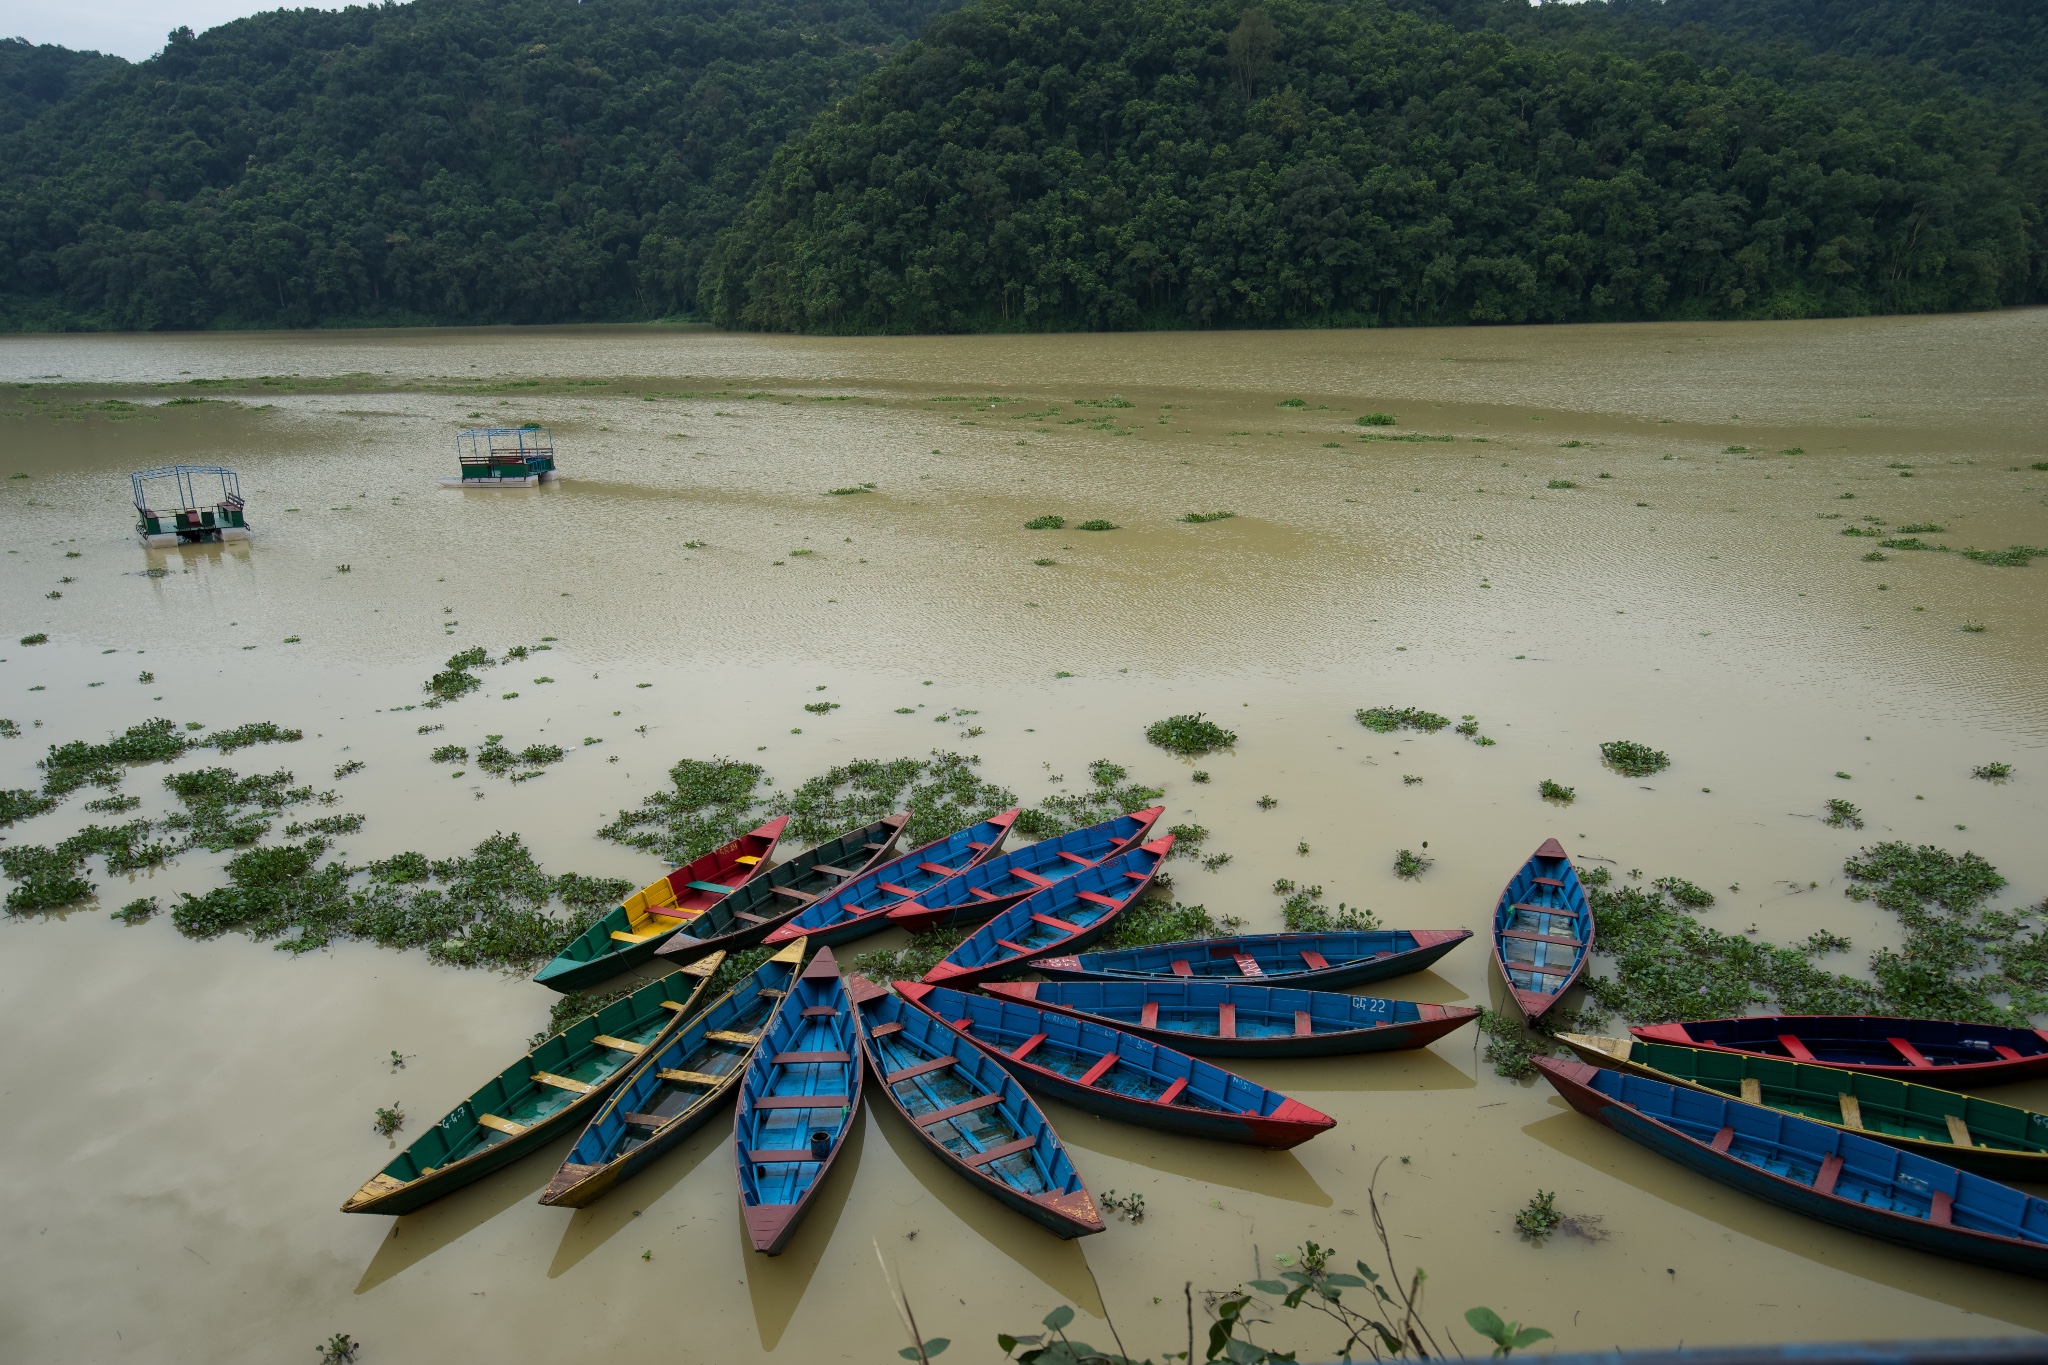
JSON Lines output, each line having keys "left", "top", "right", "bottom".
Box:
{"left": 341, "top": 954, "right": 724, "bottom": 1215}
{"left": 1559, "top": 1033, "right": 2048, "bottom": 1183}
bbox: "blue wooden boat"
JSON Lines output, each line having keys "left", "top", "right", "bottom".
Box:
{"left": 981, "top": 979, "right": 1479, "bottom": 1059}
{"left": 341, "top": 955, "right": 724, "bottom": 1215}
{"left": 884, "top": 807, "right": 1164, "bottom": 934}
{"left": 734, "top": 946, "right": 864, "bottom": 1254}
{"left": 534, "top": 815, "right": 785, "bottom": 992}
{"left": 1535, "top": 1056, "right": 2048, "bottom": 1279}
{"left": 920, "top": 837, "right": 1172, "bottom": 987}
{"left": 847, "top": 975, "right": 1103, "bottom": 1238}
{"left": 1030, "top": 928, "right": 1470, "bottom": 990}
{"left": 763, "top": 809, "right": 1019, "bottom": 949}
{"left": 540, "top": 941, "right": 806, "bottom": 1207}
{"left": 1491, "top": 838, "right": 1593, "bottom": 1019}
{"left": 1632, "top": 1016, "right": 2048, "bottom": 1086}
{"left": 896, "top": 982, "right": 1335, "bottom": 1148}
{"left": 653, "top": 814, "right": 908, "bottom": 965}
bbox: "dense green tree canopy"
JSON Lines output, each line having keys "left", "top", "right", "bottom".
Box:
{"left": 0, "top": 39, "right": 124, "bottom": 136}
{"left": 703, "top": 0, "right": 2048, "bottom": 332}
{"left": 0, "top": 0, "right": 957, "bottom": 329}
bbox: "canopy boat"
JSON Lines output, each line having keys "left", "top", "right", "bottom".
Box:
{"left": 1557, "top": 1033, "right": 2048, "bottom": 1183}
{"left": 883, "top": 808, "right": 1164, "bottom": 934}
{"left": 763, "top": 809, "right": 1020, "bottom": 949}
{"left": 983, "top": 980, "right": 1479, "bottom": 1059}
{"left": 441, "top": 424, "right": 558, "bottom": 487}
{"left": 1534, "top": 1057, "right": 2048, "bottom": 1279}
{"left": 341, "top": 956, "right": 723, "bottom": 1215}
{"left": 653, "top": 815, "right": 908, "bottom": 966}
{"left": 541, "top": 942, "right": 805, "bottom": 1207}
{"left": 1491, "top": 838, "right": 1593, "bottom": 1019}
{"left": 848, "top": 976, "right": 1102, "bottom": 1238}
{"left": 534, "top": 816, "right": 786, "bottom": 992}
{"left": 735, "top": 947, "right": 864, "bottom": 1254}
{"left": 132, "top": 464, "right": 250, "bottom": 547}
{"left": 1031, "top": 929, "right": 1470, "bottom": 989}
{"left": 920, "top": 837, "right": 1172, "bottom": 987}
{"left": 896, "top": 982, "right": 1334, "bottom": 1149}
{"left": 1630, "top": 1016, "right": 2048, "bottom": 1086}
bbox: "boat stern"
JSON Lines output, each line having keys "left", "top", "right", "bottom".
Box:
{"left": 1531, "top": 1056, "right": 1615, "bottom": 1124}
{"left": 1256, "top": 1097, "right": 1337, "bottom": 1148}
{"left": 340, "top": 1172, "right": 410, "bottom": 1214}
{"left": 980, "top": 982, "right": 1040, "bottom": 1003}
{"left": 1035, "top": 1188, "right": 1107, "bottom": 1238}
{"left": 538, "top": 1162, "right": 612, "bottom": 1208}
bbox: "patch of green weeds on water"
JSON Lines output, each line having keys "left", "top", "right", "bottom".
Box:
{"left": 599, "top": 757, "right": 771, "bottom": 862}
{"left": 1355, "top": 706, "right": 1449, "bottom": 734}
{"left": 784, "top": 751, "right": 1016, "bottom": 849}
{"left": 115, "top": 896, "right": 159, "bottom": 924}
{"left": 1356, "top": 413, "right": 1395, "bottom": 426}
{"left": 424, "top": 647, "right": 493, "bottom": 702}
{"left": 1961, "top": 545, "right": 2047, "bottom": 567}
{"left": 163, "top": 767, "right": 313, "bottom": 850}
{"left": 1546, "top": 479, "right": 1578, "bottom": 489}
{"left": 1, "top": 843, "right": 95, "bottom": 911}
{"left": 1477, "top": 1008, "right": 1536, "bottom": 1078}
{"left": 1896, "top": 523, "right": 1945, "bottom": 534}
{"left": 1515, "top": 1190, "right": 1562, "bottom": 1238}
{"left": 1, "top": 788, "right": 58, "bottom": 822}
{"left": 208, "top": 721, "right": 303, "bottom": 753}
{"left": 1842, "top": 842, "right": 2048, "bottom": 1019}
{"left": 1599, "top": 740, "right": 1668, "bottom": 776}
{"left": 40, "top": 717, "right": 188, "bottom": 794}
{"left": 1972, "top": 762, "right": 2014, "bottom": 782}
{"left": 1145, "top": 713, "right": 1236, "bottom": 755}
{"left": 1279, "top": 884, "right": 1377, "bottom": 932}
{"left": 1539, "top": 780, "right": 1575, "bottom": 805}
{"left": 850, "top": 930, "right": 967, "bottom": 982}
{"left": 1016, "top": 759, "right": 1162, "bottom": 838}
{"left": 85, "top": 793, "right": 141, "bottom": 813}
{"left": 1102, "top": 899, "right": 1241, "bottom": 949}
{"left": 1824, "top": 799, "right": 1864, "bottom": 829}
{"left": 1023, "top": 515, "right": 1065, "bottom": 530}
{"left": 1075, "top": 519, "right": 1119, "bottom": 531}
{"left": 1393, "top": 848, "right": 1432, "bottom": 879}
{"left": 1180, "top": 511, "right": 1235, "bottom": 524}
{"left": 1878, "top": 538, "right": 1940, "bottom": 551}
{"left": 1164, "top": 823, "right": 1208, "bottom": 858}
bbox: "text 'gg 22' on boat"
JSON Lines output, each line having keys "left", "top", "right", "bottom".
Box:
{"left": 983, "top": 979, "right": 1479, "bottom": 1059}
{"left": 1557, "top": 1032, "right": 2048, "bottom": 1183}
{"left": 896, "top": 982, "right": 1335, "bottom": 1149}
{"left": 540, "top": 941, "right": 807, "bottom": 1207}
{"left": 1029, "top": 928, "right": 1469, "bottom": 990}
{"left": 1491, "top": 838, "right": 1593, "bottom": 1020}
{"left": 763, "top": 810, "right": 1020, "bottom": 949}
{"left": 1629, "top": 1015, "right": 2048, "bottom": 1085}
{"left": 847, "top": 975, "right": 1103, "bottom": 1238}
{"left": 882, "top": 807, "right": 1164, "bottom": 934}
{"left": 652, "top": 814, "right": 908, "bottom": 965}
{"left": 342, "top": 956, "right": 723, "bottom": 1215}
{"left": 920, "top": 836, "right": 1173, "bottom": 987}
{"left": 533, "top": 816, "right": 785, "bottom": 993}
{"left": 735, "top": 948, "right": 864, "bottom": 1254}
{"left": 1534, "top": 1057, "right": 2048, "bottom": 1279}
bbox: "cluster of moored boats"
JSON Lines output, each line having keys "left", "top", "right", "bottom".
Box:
{"left": 340, "top": 812, "right": 2048, "bottom": 1276}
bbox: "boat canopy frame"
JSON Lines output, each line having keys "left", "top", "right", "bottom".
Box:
{"left": 132, "top": 464, "right": 243, "bottom": 515}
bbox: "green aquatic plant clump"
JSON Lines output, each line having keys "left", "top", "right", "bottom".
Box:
{"left": 1842, "top": 841, "right": 2047, "bottom": 1020}
{"left": 1393, "top": 848, "right": 1431, "bottom": 879}
{"left": 1824, "top": 798, "right": 1865, "bottom": 829}
{"left": 39, "top": 717, "right": 189, "bottom": 794}
{"left": 599, "top": 757, "right": 772, "bottom": 863}
{"left": 782, "top": 750, "right": 1016, "bottom": 848}
{"left": 1972, "top": 761, "right": 2014, "bottom": 782}
{"left": 1355, "top": 706, "right": 1450, "bottom": 734}
{"left": 1356, "top": 413, "right": 1395, "bottom": 426}
{"left": 1477, "top": 1008, "right": 1536, "bottom": 1078}
{"left": 424, "top": 646, "right": 494, "bottom": 702}
{"left": 1015, "top": 758, "right": 1163, "bottom": 838}
{"left": 1599, "top": 740, "right": 1669, "bottom": 776}
{"left": 0, "top": 843, "right": 94, "bottom": 912}
{"left": 1144, "top": 712, "right": 1237, "bottom": 755}
{"left": 848, "top": 929, "right": 967, "bottom": 982}
{"left": 1279, "top": 884, "right": 1377, "bottom": 933}
{"left": 1074, "top": 519, "right": 1119, "bottom": 531}
{"left": 1101, "top": 899, "right": 1240, "bottom": 950}
{"left": 1538, "top": 779, "right": 1575, "bottom": 805}
{"left": 0, "top": 788, "right": 59, "bottom": 823}
{"left": 1514, "top": 1190, "right": 1562, "bottom": 1238}
{"left": 163, "top": 766, "right": 316, "bottom": 850}
{"left": 1023, "top": 514, "right": 1065, "bottom": 529}
{"left": 1180, "top": 510, "right": 1236, "bottom": 523}
{"left": 207, "top": 721, "right": 303, "bottom": 753}
{"left": 1960, "top": 545, "right": 2047, "bottom": 567}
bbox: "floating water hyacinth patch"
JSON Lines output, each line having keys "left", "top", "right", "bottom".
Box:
{"left": 1180, "top": 511, "right": 1235, "bottom": 523}
{"left": 1023, "top": 515, "right": 1064, "bottom": 530}
{"left": 1356, "top": 706, "right": 1449, "bottom": 734}
{"left": 1824, "top": 798, "right": 1864, "bottom": 828}
{"left": 1599, "top": 740, "right": 1668, "bottom": 777}
{"left": 1356, "top": 412, "right": 1395, "bottom": 426}
{"left": 1075, "top": 519, "right": 1118, "bottom": 531}
{"left": 1145, "top": 712, "right": 1237, "bottom": 755}
{"left": 1539, "top": 780, "right": 1575, "bottom": 804}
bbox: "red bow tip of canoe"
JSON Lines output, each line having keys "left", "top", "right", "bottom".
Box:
{"left": 1270, "top": 1097, "right": 1338, "bottom": 1132}
{"left": 844, "top": 973, "right": 889, "bottom": 1004}
{"left": 981, "top": 982, "right": 1039, "bottom": 1002}
{"left": 1410, "top": 928, "right": 1473, "bottom": 949}
{"left": 745, "top": 1204, "right": 798, "bottom": 1253}
{"left": 1630, "top": 1022, "right": 1695, "bottom": 1045}
{"left": 1038, "top": 1189, "right": 1108, "bottom": 1235}
{"left": 801, "top": 946, "right": 842, "bottom": 980}
{"left": 1511, "top": 987, "right": 1561, "bottom": 1018}
{"left": 920, "top": 960, "right": 971, "bottom": 984}
{"left": 1533, "top": 837, "right": 1568, "bottom": 858}
{"left": 751, "top": 814, "right": 792, "bottom": 840}
{"left": 1139, "top": 833, "right": 1174, "bottom": 855}
{"left": 893, "top": 979, "right": 935, "bottom": 1005}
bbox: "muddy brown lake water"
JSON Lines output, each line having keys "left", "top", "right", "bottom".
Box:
{"left": 2, "top": 311, "right": 2046, "bottom": 1362}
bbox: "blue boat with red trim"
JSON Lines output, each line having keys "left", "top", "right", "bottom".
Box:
{"left": 1535, "top": 1056, "right": 2048, "bottom": 1279}
{"left": 1029, "top": 928, "right": 1469, "bottom": 990}
{"left": 981, "top": 979, "right": 1479, "bottom": 1058}
{"left": 847, "top": 975, "right": 1103, "bottom": 1238}
{"left": 884, "top": 807, "right": 1163, "bottom": 934}
{"left": 919, "top": 837, "right": 1172, "bottom": 987}
{"left": 1631, "top": 1016, "right": 2048, "bottom": 1086}
{"left": 763, "top": 809, "right": 1020, "bottom": 949}
{"left": 1491, "top": 838, "right": 1593, "bottom": 1020}
{"left": 896, "top": 982, "right": 1334, "bottom": 1148}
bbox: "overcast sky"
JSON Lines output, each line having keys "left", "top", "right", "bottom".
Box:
{"left": 2, "top": 1, "right": 353, "bottom": 62}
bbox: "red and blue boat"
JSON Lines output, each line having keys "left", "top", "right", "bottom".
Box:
{"left": 1030, "top": 928, "right": 1469, "bottom": 989}
{"left": 919, "top": 837, "right": 1172, "bottom": 987}
{"left": 763, "top": 810, "right": 1019, "bottom": 949}
{"left": 884, "top": 807, "right": 1163, "bottom": 934}
{"left": 847, "top": 975, "right": 1103, "bottom": 1238}
{"left": 1535, "top": 1056, "right": 2048, "bottom": 1279}
{"left": 1491, "top": 838, "right": 1593, "bottom": 1019}
{"left": 981, "top": 979, "right": 1479, "bottom": 1058}
{"left": 734, "top": 947, "right": 864, "bottom": 1255}
{"left": 897, "top": 982, "right": 1334, "bottom": 1148}
{"left": 653, "top": 814, "right": 908, "bottom": 965}
{"left": 1631, "top": 1015, "right": 2048, "bottom": 1085}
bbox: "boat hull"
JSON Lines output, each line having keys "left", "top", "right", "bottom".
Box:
{"left": 1537, "top": 1058, "right": 2048, "bottom": 1280}
{"left": 654, "top": 816, "right": 908, "bottom": 966}
{"left": 983, "top": 980, "right": 1478, "bottom": 1058}
{"left": 1631, "top": 1016, "right": 2048, "bottom": 1086}
{"left": 1490, "top": 838, "right": 1593, "bottom": 1021}
{"left": 1031, "top": 929, "right": 1470, "bottom": 990}
{"left": 763, "top": 810, "right": 1020, "bottom": 949}
{"left": 885, "top": 808, "right": 1164, "bottom": 935}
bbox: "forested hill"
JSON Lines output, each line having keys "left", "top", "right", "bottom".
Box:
{"left": 0, "top": 39, "right": 124, "bottom": 136}
{"left": 704, "top": 0, "right": 2048, "bottom": 332}
{"left": 0, "top": 0, "right": 961, "bottom": 330}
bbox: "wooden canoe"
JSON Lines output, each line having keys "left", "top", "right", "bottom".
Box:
{"left": 884, "top": 807, "right": 1164, "bottom": 934}
{"left": 847, "top": 975, "right": 1103, "bottom": 1238}
{"left": 734, "top": 946, "right": 865, "bottom": 1254}
{"left": 1490, "top": 837, "right": 1593, "bottom": 1019}
{"left": 984, "top": 979, "right": 1479, "bottom": 1059}
{"left": 540, "top": 941, "right": 806, "bottom": 1207}
{"left": 1534, "top": 1056, "right": 2048, "bottom": 1279}
{"left": 896, "top": 982, "right": 1335, "bottom": 1149}
{"left": 920, "top": 837, "right": 1172, "bottom": 988}
{"left": 1031, "top": 928, "right": 1470, "bottom": 989}
{"left": 1558, "top": 1033, "right": 2048, "bottom": 1183}
{"left": 341, "top": 954, "right": 724, "bottom": 1215}
{"left": 762, "top": 809, "right": 1020, "bottom": 949}
{"left": 653, "top": 815, "right": 908, "bottom": 965}
{"left": 534, "top": 815, "right": 786, "bottom": 992}
{"left": 1630, "top": 1015, "right": 2048, "bottom": 1086}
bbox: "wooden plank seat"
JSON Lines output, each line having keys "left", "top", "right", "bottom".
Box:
{"left": 1009, "top": 868, "right": 1055, "bottom": 889}
{"left": 1057, "top": 851, "right": 1096, "bottom": 867}
{"left": 869, "top": 1022, "right": 906, "bottom": 1038}
{"left": 800, "top": 1006, "right": 840, "bottom": 1018}
{"left": 963, "top": 1137, "right": 1039, "bottom": 1169}
{"left": 658, "top": 1068, "right": 725, "bottom": 1086}
{"left": 1294, "top": 1011, "right": 1313, "bottom": 1037}
{"left": 967, "top": 886, "right": 1003, "bottom": 902}
{"left": 997, "top": 939, "right": 1035, "bottom": 955}
{"left": 1888, "top": 1036, "right": 1935, "bottom": 1068}
{"left": 1501, "top": 928, "right": 1585, "bottom": 948}
{"left": 735, "top": 855, "right": 761, "bottom": 865}
{"left": 748, "top": 1149, "right": 825, "bottom": 1164}
{"left": 1814, "top": 1154, "right": 1844, "bottom": 1196}
{"left": 1140, "top": 1002, "right": 1159, "bottom": 1029}
{"left": 622, "top": 1112, "right": 667, "bottom": 1129}
{"left": 592, "top": 1035, "right": 647, "bottom": 1054}
{"left": 1075, "top": 891, "right": 1123, "bottom": 910}
{"left": 1931, "top": 1191, "right": 1955, "bottom": 1225}
{"left": 771, "top": 886, "right": 819, "bottom": 903}
{"left": 1531, "top": 876, "right": 1566, "bottom": 888}
{"left": 1158, "top": 1077, "right": 1188, "bottom": 1105}
{"left": 1122, "top": 869, "right": 1150, "bottom": 882}
{"left": 914, "top": 1094, "right": 1004, "bottom": 1126}
{"left": 1947, "top": 1114, "right": 1973, "bottom": 1147}
{"left": 916, "top": 862, "right": 955, "bottom": 877}
{"left": 886, "top": 1057, "right": 958, "bottom": 1083}
{"left": 1233, "top": 954, "right": 1264, "bottom": 977}
{"left": 773, "top": 1051, "right": 852, "bottom": 1065}
{"left": 658, "top": 999, "right": 693, "bottom": 1012}
{"left": 1030, "top": 913, "right": 1083, "bottom": 934}
{"left": 1299, "top": 950, "right": 1330, "bottom": 970}
{"left": 752, "top": 1094, "right": 851, "bottom": 1110}
{"left": 1709, "top": 1126, "right": 1736, "bottom": 1153}
{"left": 1996, "top": 1045, "right": 2024, "bottom": 1061}
{"left": 706, "top": 1030, "right": 761, "bottom": 1045}
{"left": 1778, "top": 1034, "right": 1818, "bottom": 1062}
{"left": 685, "top": 881, "right": 735, "bottom": 896}
{"left": 1170, "top": 960, "right": 1193, "bottom": 977}
{"left": 1077, "top": 1054, "right": 1119, "bottom": 1087}
{"left": 533, "top": 1071, "right": 595, "bottom": 1094}
{"left": 812, "top": 864, "right": 859, "bottom": 878}
{"left": 878, "top": 882, "right": 920, "bottom": 898}
{"left": 1010, "top": 1033, "right": 1048, "bottom": 1062}
{"left": 1218, "top": 1004, "right": 1237, "bottom": 1040}
{"left": 734, "top": 911, "right": 772, "bottom": 924}
{"left": 611, "top": 929, "right": 664, "bottom": 944}
{"left": 477, "top": 1113, "right": 529, "bottom": 1136}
